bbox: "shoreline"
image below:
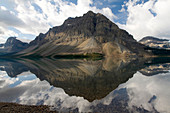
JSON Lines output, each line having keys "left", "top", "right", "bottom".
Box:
{"left": 0, "top": 102, "right": 58, "bottom": 113}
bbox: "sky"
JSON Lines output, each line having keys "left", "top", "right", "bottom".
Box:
{"left": 0, "top": 0, "right": 170, "bottom": 43}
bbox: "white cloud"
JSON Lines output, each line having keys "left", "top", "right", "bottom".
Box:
{"left": 119, "top": 7, "right": 125, "bottom": 12}
{"left": 0, "top": 6, "right": 7, "bottom": 11}
{"left": 0, "top": 26, "right": 18, "bottom": 43}
{"left": 1, "top": 0, "right": 170, "bottom": 43}
{"left": 16, "top": 37, "right": 32, "bottom": 43}
{"left": 119, "top": 0, "right": 170, "bottom": 41}
{"left": 0, "top": 6, "right": 25, "bottom": 27}
{"left": 0, "top": 0, "right": 116, "bottom": 43}
{"left": 119, "top": 71, "right": 170, "bottom": 113}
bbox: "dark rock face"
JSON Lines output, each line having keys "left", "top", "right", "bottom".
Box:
{"left": 29, "top": 33, "right": 46, "bottom": 46}
{"left": 4, "top": 37, "right": 28, "bottom": 52}
{"left": 139, "top": 36, "right": 170, "bottom": 50}
{"left": 20, "top": 11, "right": 149, "bottom": 57}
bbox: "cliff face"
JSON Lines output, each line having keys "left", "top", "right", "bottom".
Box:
{"left": 19, "top": 11, "right": 149, "bottom": 57}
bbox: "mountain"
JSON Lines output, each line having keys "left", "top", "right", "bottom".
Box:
{"left": 0, "top": 37, "right": 28, "bottom": 53}
{"left": 139, "top": 36, "right": 170, "bottom": 50}
{"left": 0, "top": 44, "right": 4, "bottom": 48}
{"left": 18, "top": 11, "right": 149, "bottom": 58}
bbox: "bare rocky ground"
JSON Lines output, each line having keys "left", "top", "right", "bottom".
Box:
{"left": 0, "top": 102, "right": 58, "bottom": 113}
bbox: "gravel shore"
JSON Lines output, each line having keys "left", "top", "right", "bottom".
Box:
{"left": 0, "top": 102, "right": 58, "bottom": 113}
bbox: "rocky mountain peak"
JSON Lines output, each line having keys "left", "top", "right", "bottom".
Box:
{"left": 29, "top": 33, "right": 46, "bottom": 46}
{"left": 83, "top": 10, "right": 96, "bottom": 17}
{"left": 51, "top": 11, "right": 120, "bottom": 41}
{"left": 19, "top": 11, "right": 150, "bottom": 57}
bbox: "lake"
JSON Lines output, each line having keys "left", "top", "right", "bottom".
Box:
{"left": 0, "top": 57, "right": 170, "bottom": 112}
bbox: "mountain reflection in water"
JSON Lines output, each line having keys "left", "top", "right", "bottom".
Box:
{"left": 0, "top": 57, "right": 170, "bottom": 112}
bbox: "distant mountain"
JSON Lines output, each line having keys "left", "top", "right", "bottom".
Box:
{"left": 0, "top": 44, "right": 4, "bottom": 48}
{"left": 0, "top": 37, "right": 28, "bottom": 53}
{"left": 18, "top": 11, "right": 149, "bottom": 58}
{"left": 139, "top": 36, "right": 170, "bottom": 50}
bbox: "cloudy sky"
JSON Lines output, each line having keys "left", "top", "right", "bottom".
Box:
{"left": 0, "top": 0, "right": 170, "bottom": 43}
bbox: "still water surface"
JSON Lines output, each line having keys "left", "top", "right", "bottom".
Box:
{"left": 0, "top": 57, "right": 170, "bottom": 112}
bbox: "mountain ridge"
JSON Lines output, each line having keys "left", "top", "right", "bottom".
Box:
{"left": 17, "top": 11, "right": 149, "bottom": 58}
